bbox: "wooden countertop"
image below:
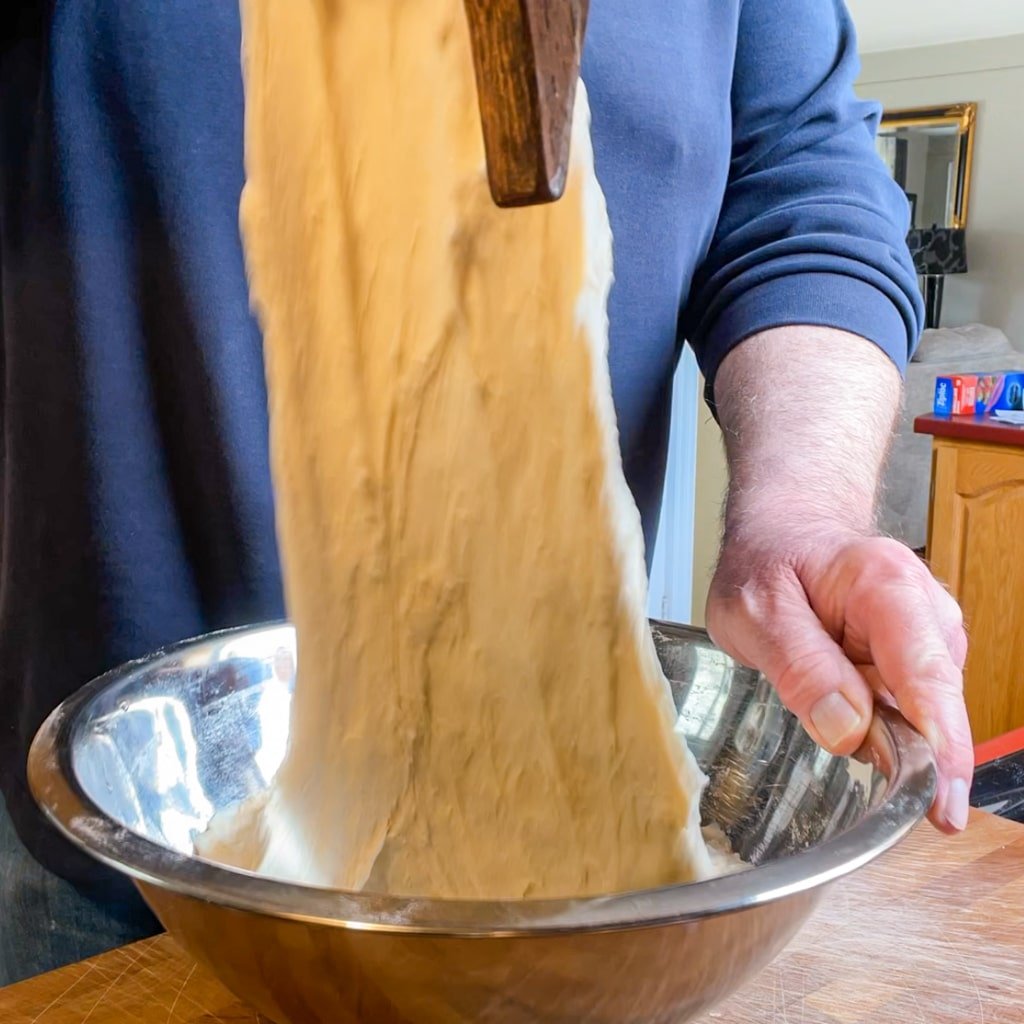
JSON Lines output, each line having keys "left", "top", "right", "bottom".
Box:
{"left": 2, "top": 810, "right": 1023, "bottom": 1023}
{"left": 915, "top": 412, "right": 1024, "bottom": 447}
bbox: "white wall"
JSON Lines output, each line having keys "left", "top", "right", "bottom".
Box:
{"left": 847, "top": 0, "right": 1024, "bottom": 53}
{"left": 858, "top": 35, "right": 1024, "bottom": 345}
{"left": 690, "top": 383, "right": 726, "bottom": 627}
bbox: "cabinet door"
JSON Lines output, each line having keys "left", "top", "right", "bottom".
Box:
{"left": 929, "top": 439, "right": 1024, "bottom": 743}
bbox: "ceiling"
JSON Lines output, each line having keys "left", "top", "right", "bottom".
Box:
{"left": 846, "top": 0, "right": 1024, "bottom": 52}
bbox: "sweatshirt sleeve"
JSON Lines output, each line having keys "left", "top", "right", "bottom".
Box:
{"left": 682, "top": 0, "right": 925, "bottom": 399}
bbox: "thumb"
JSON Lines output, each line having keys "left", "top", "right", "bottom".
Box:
{"left": 708, "top": 589, "right": 874, "bottom": 756}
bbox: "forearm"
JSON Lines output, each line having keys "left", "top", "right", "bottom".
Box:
{"left": 707, "top": 326, "right": 972, "bottom": 832}
{"left": 713, "top": 326, "right": 902, "bottom": 545}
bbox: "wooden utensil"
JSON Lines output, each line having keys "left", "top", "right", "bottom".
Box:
{"left": 462, "top": 0, "right": 589, "bottom": 207}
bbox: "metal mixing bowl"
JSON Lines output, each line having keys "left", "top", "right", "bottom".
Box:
{"left": 29, "top": 621, "right": 934, "bottom": 1024}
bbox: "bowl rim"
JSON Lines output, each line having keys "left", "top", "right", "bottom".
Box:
{"left": 28, "top": 621, "right": 936, "bottom": 938}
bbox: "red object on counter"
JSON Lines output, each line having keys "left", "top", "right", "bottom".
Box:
{"left": 975, "top": 726, "right": 1024, "bottom": 767}
{"left": 941, "top": 374, "right": 978, "bottom": 415}
{"left": 915, "top": 412, "right": 1024, "bottom": 447}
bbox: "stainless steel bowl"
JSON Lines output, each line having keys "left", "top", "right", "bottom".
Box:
{"left": 29, "top": 621, "right": 934, "bottom": 1024}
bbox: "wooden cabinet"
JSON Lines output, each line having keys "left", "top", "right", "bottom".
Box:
{"left": 919, "top": 416, "right": 1024, "bottom": 743}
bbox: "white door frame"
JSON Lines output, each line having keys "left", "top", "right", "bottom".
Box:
{"left": 647, "top": 346, "right": 699, "bottom": 625}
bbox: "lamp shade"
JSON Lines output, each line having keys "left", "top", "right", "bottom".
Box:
{"left": 906, "top": 227, "right": 967, "bottom": 276}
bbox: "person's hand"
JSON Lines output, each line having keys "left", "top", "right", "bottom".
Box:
{"left": 706, "top": 526, "right": 973, "bottom": 833}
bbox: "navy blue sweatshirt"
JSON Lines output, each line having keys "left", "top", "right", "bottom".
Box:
{"left": 0, "top": 0, "right": 922, "bottom": 886}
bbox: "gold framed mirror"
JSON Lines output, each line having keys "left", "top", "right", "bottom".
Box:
{"left": 876, "top": 103, "right": 977, "bottom": 230}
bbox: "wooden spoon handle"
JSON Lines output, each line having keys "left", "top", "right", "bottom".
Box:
{"left": 463, "top": 0, "right": 590, "bottom": 208}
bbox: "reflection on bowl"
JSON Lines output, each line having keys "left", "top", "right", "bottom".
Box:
{"left": 29, "top": 621, "right": 934, "bottom": 1024}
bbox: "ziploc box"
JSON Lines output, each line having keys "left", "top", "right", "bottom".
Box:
{"left": 975, "top": 372, "right": 1024, "bottom": 414}
{"left": 934, "top": 374, "right": 977, "bottom": 416}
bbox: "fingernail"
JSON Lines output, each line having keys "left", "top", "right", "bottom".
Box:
{"left": 810, "top": 692, "right": 863, "bottom": 749}
{"left": 946, "top": 778, "right": 971, "bottom": 831}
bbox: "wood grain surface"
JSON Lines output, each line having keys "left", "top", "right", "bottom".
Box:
{"left": 2, "top": 811, "right": 1022, "bottom": 1024}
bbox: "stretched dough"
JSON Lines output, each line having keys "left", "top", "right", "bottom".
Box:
{"left": 216, "top": 0, "right": 713, "bottom": 897}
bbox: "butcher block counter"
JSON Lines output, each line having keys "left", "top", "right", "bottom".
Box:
{"left": 2, "top": 810, "right": 1022, "bottom": 1024}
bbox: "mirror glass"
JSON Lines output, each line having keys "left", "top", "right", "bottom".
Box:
{"left": 875, "top": 104, "right": 976, "bottom": 230}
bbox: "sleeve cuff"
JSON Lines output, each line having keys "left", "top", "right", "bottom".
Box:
{"left": 697, "top": 272, "right": 914, "bottom": 410}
